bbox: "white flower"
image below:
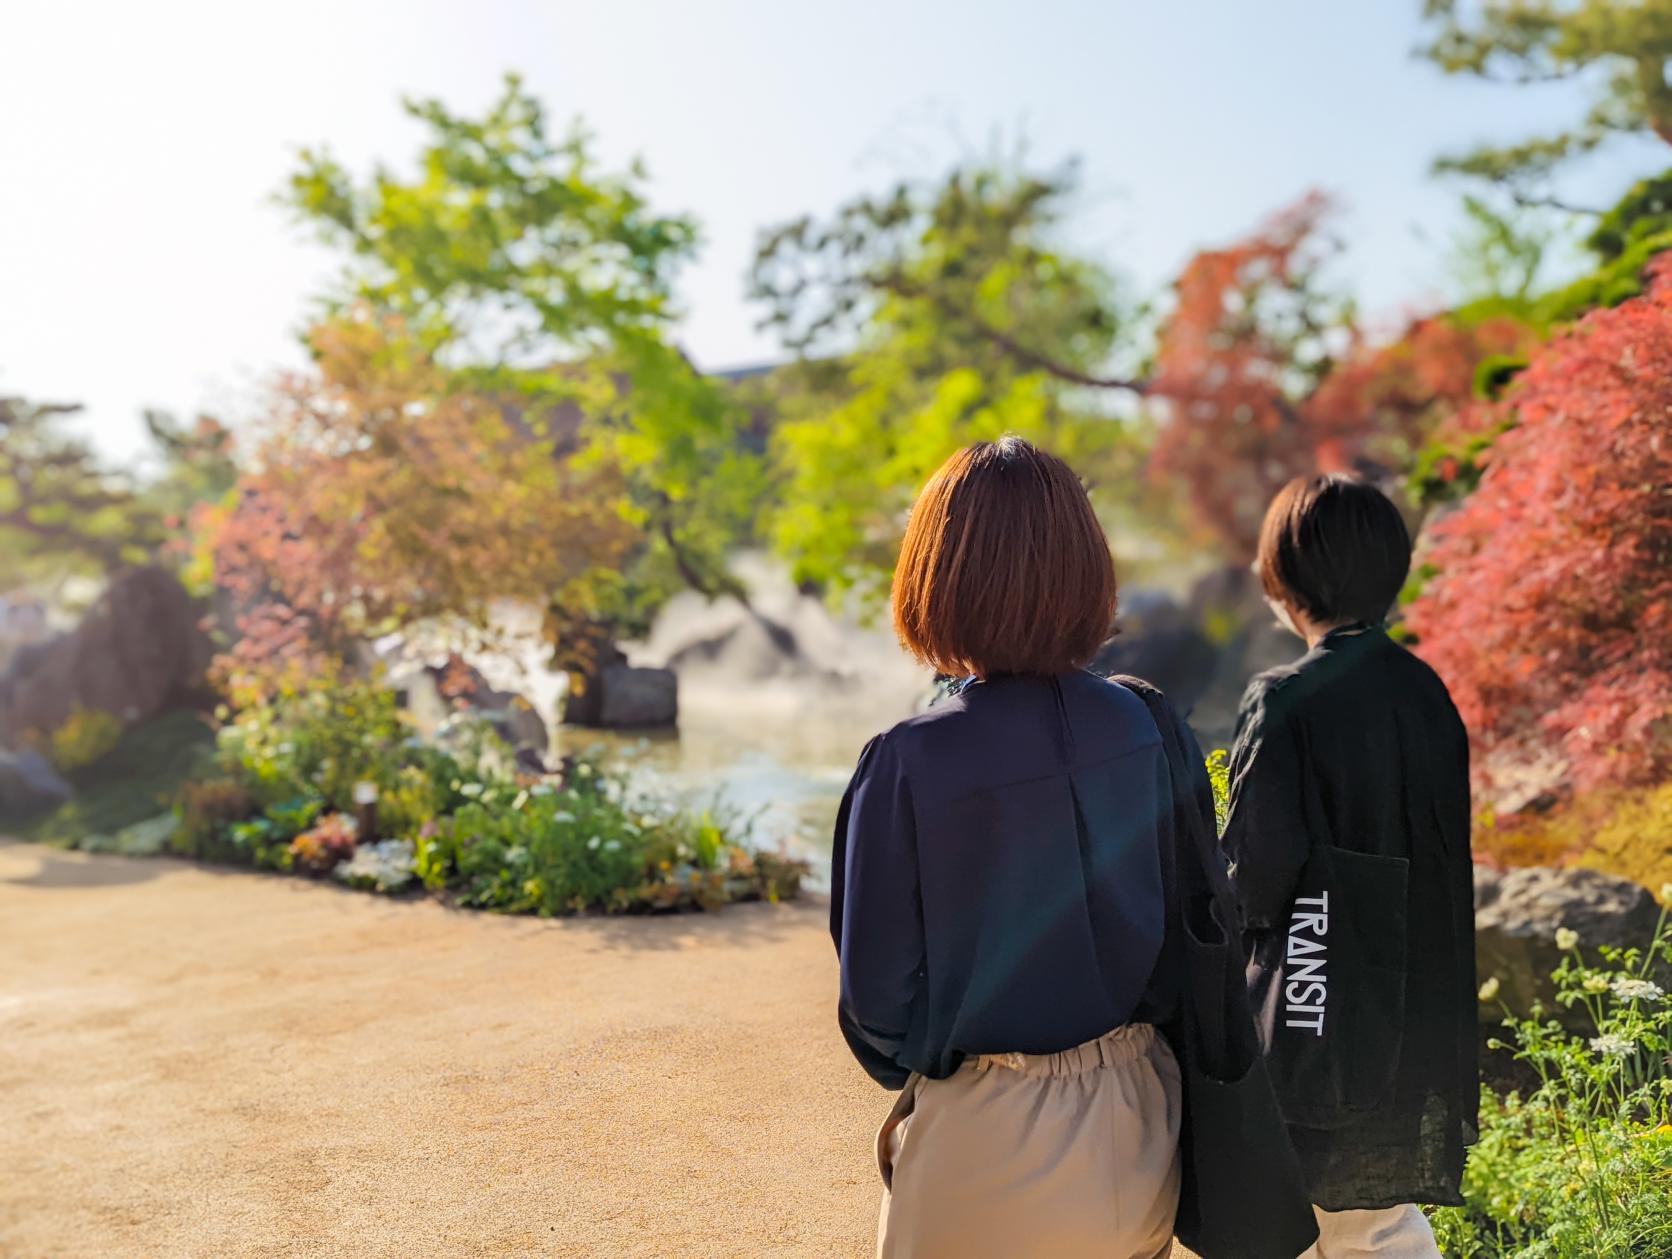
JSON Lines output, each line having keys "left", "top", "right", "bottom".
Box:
{"left": 1478, "top": 977, "right": 1501, "bottom": 1003}
{"left": 332, "top": 838, "right": 415, "bottom": 893}
{"left": 1589, "top": 1033, "right": 1635, "bottom": 1058}
{"left": 459, "top": 782, "right": 485, "bottom": 798}
{"left": 1661, "top": 882, "right": 1672, "bottom": 906}
{"left": 553, "top": 811, "right": 575, "bottom": 824}
{"left": 586, "top": 836, "right": 601, "bottom": 851}
{"left": 1611, "top": 978, "right": 1665, "bottom": 1003}
{"left": 575, "top": 763, "right": 593, "bottom": 778}
{"left": 1555, "top": 927, "right": 1580, "bottom": 952}
{"left": 1584, "top": 975, "right": 1611, "bottom": 994}
{"left": 603, "top": 839, "right": 622, "bottom": 853}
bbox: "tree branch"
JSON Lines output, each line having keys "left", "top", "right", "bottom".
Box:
{"left": 1508, "top": 189, "right": 1604, "bottom": 217}
{"left": 876, "top": 273, "right": 1150, "bottom": 395}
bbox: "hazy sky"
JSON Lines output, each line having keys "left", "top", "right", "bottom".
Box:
{"left": 2, "top": 1, "right": 1659, "bottom": 456}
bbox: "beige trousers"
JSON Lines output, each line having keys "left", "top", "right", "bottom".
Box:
{"left": 1301, "top": 1204, "right": 1440, "bottom": 1259}
{"left": 876, "top": 1024, "right": 1182, "bottom": 1259}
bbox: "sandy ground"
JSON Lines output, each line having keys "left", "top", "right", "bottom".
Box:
{"left": 0, "top": 839, "right": 884, "bottom": 1259}
{"left": 1, "top": 840, "right": 1198, "bottom": 1259}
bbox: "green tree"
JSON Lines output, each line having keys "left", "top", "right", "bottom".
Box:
{"left": 1446, "top": 193, "right": 1568, "bottom": 306}
{"left": 282, "top": 75, "right": 762, "bottom": 639}
{"left": 749, "top": 160, "right": 1155, "bottom": 603}
{"left": 139, "top": 410, "right": 240, "bottom": 521}
{"left": 1421, "top": 0, "right": 1672, "bottom": 190}
{"left": 0, "top": 397, "right": 163, "bottom": 592}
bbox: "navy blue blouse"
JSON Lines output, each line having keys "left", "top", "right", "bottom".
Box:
{"left": 829, "top": 671, "right": 1174, "bottom": 1089}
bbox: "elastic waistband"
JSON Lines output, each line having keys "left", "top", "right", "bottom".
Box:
{"left": 970, "top": 1023, "right": 1159, "bottom": 1078}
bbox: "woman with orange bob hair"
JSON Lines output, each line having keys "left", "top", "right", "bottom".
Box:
{"left": 830, "top": 436, "right": 1186, "bottom": 1258}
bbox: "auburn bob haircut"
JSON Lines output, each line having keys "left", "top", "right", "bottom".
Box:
{"left": 891, "top": 436, "right": 1116, "bottom": 677}
{"left": 1256, "top": 474, "right": 1412, "bottom": 627}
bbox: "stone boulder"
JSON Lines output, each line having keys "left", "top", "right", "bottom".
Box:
{"left": 0, "top": 748, "right": 72, "bottom": 823}
{"left": 1092, "top": 590, "right": 1221, "bottom": 718}
{"left": 1185, "top": 566, "right": 1299, "bottom": 748}
{"left": 595, "top": 664, "right": 678, "bottom": 729}
{"left": 391, "top": 654, "right": 550, "bottom": 770}
{"left": 1474, "top": 865, "right": 1666, "bottom": 1025}
{"left": 0, "top": 567, "right": 213, "bottom": 745}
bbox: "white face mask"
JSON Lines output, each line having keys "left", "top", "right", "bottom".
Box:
{"left": 1265, "top": 596, "right": 1303, "bottom": 640}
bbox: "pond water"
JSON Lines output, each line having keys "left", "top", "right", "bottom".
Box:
{"left": 451, "top": 557, "right": 934, "bottom": 892}
{"left": 555, "top": 692, "right": 912, "bottom": 892}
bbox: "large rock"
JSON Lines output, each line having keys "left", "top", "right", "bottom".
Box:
{"left": 596, "top": 664, "right": 678, "bottom": 729}
{"left": 0, "top": 567, "right": 213, "bottom": 744}
{"left": 389, "top": 654, "right": 550, "bottom": 769}
{"left": 430, "top": 658, "right": 549, "bottom": 757}
{"left": 1184, "top": 566, "right": 1299, "bottom": 748}
{"left": 1474, "top": 865, "right": 1666, "bottom": 1025}
{"left": 1091, "top": 569, "right": 1299, "bottom": 748}
{"left": 1092, "top": 590, "right": 1220, "bottom": 717}
{"left": 664, "top": 610, "right": 805, "bottom": 683}
{"left": 0, "top": 748, "right": 72, "bottom": 823}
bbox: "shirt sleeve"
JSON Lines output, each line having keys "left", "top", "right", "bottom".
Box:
{"left": 1222, "top": 680, "right": 1310, "bottom": 931}
{"left": 828, "top": 733, "right": 923, "bottom": 1090}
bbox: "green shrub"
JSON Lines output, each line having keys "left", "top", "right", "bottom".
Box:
{"left": 374, "top": 764, "right": 448, "bottom": 839}
{"left": 34, "top": 706, "right": 124, "bottom": 772}
{"left": 31, "top": 682, "right": 805, "bottom": 917}
{"left": 221, "top": 796, "right": 324, "bottom": 870}
{"left": 1430, "top": 909, "right": 1672, "bottom": 1258}
{"left": 217, "top": 680, "right": 411, "bottom": 811}
{"left": 172, "top": 776, "right": 260, "bottom": 861}
{"left": 1205, "top": 749, "right": 1229, "bottom": 833}
{"left": 22, "top": 711, "right": 215, "bottom": 848}
{"left": 412, "top": 753, "right": 805, "bottom": 915}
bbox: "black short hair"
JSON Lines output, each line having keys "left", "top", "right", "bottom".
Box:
{"left": 1256, "top": 475, "right": 1411, "bottom": 626}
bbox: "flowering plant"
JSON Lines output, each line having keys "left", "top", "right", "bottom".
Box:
{"left": 288, "top": 812, "right": 358, "bottom": 875}
{"left": 1431, "top": 899, "right": 1672, "bottom": 1258}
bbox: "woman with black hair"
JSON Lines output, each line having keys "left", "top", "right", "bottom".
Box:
{"left": 1225, "top": 475, "right": 1477, "bottom": 1258}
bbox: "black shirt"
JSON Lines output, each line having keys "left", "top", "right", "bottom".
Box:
{"left": 830, "top": 671, "right": 1173, "bottom": 1089}
{"left": 1223, "top": 625, "right": 1477, "bottom": 1210}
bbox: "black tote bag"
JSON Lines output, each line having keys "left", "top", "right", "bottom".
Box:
{"left": 1112, "top": 676, "right": 1318, "bottom": 1259}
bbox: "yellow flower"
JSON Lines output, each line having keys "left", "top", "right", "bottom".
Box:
{"left": 1555, "top": 927, "right": 1580, "bottom": 951}
{"left": 1661, "top": 882, "right": 1672, "bottom": 906}
{"left": 1478, "top": 977, "right": 1501, "bottom": 1003}
{"left": 1583, "top": 975, "right": 1610, "bottom": 994}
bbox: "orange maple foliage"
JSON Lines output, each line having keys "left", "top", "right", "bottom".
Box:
{"left": 1149, "top": 192, "right": 1535, "bottom": 557}
{"left": 202, "top": 314, "right": 639, "bottom": 700}
{"left": 1148, "top": 193, "right": 1340, "bottom": 556}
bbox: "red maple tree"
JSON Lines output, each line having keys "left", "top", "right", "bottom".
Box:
{"left": 1303, "top": 312, "right": 1535, "bottom": 477}
{"left": 1147, "top": 193, "right": 1340, "bottom": 556}
{"left": 1149, "top": 192, "right": 1539, "bottom": 557}
{"left": 1405, "top": 255, "right": 1672, "bottom": 794}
